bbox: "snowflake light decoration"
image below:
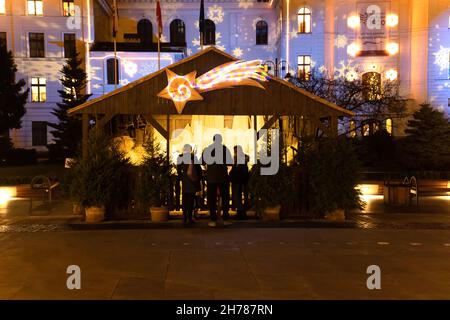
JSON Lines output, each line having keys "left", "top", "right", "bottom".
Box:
{"left": 335, "top": 35, "right": 348, "bottom": 49}
{"left": 433, "top": 46, "right": 450, "bottom": 72}
{"left": 232, "top": 47, "right": 244, "bottom": 58}
{"left": 123, "top": 60, "right": 138, "bottom": 78}
{"left": 208, "top": 5, "right": 224, "bottom": 24}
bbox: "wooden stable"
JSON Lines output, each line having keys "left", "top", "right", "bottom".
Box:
{"left": 68, "top": 47, "right": 354, "bottom": 158}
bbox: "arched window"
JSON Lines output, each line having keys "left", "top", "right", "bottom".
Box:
{"left": 170, "top": 19, "right": 186, "bottom": 45}
{"left": 203, "top": 19, "right": 215, "bottom": 45}
{"left": 107, "top": 58, "right": 120, "bottom": 85}
{"left": 255, "top": 20, "right": 268, "bottom": 45}
{"left": 362, "top": 72, "right": 382, "bottom": 101}
{"left": 137, "top": 19, "right": 153, "bottom": 43}
{"left": 298, "top": 7, "right": 312, "bottom": 33}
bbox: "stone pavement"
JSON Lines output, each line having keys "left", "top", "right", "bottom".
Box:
{"left": 0, "top": 228, "right": 449, "bottom": 299}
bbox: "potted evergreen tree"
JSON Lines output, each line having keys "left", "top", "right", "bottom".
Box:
{"left": 248, "top": 163, "right": 294, "bottom": 220}
{"left": 69, "top": 132, "right": 129, "bottom": 223}
{"left": 139, "top": 139, "right": 174, "bottom": 222}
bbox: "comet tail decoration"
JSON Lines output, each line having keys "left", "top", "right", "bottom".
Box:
{"left": 157, "top": 60, "right": 269, "bottom": 114}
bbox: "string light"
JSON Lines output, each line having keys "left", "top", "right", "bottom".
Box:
{"left": 347, "top": 43, "right": 361, "bottom": 57}
{"left": 386, "top": 14, "right": 399, "bottom": 27}
{"left": 158, "top": 60, "right": 269, "bottom": 114}
{"left": 386, "top": 42, "right": 399, "bottom": 55}
{"left": 385, "top": 69, "right": 398, "bottom": 81}
{"left": 347, "top": 15, "right": 360, "bottom": 29}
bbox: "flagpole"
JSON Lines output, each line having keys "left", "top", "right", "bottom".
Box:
{"left": 157, "top": 33, "right": 161, "bottom": 70}
{"left": 113, "top": 0, "right": 118, "bottom": 90}
{"left": 199, "top": 0, "right": 204, "bottom": 51}
{"left": 157, "top": 0, "right": 162, "bottom": 70}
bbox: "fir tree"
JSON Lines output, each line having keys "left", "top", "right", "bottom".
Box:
{"left": 48, "top": 52, "right": 91, "bottom": 157}
{"left": 404, "top": 104, "right": 450, "bottom": 170}
{"left": 0, "top": 44, "right": 28, "bottom": 153}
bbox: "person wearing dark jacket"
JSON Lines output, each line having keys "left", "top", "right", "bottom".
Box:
{"left": 230, "top": 145, "right": 249, "bottom": 220}
{"left": 202, "top": 134, "right": 232, "bottom": 227}
{"left": 177, "top": 144, "right": 202, "bottom": 225}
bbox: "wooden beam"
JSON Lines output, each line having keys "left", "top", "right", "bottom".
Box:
{"left": 82, "top": 113, "right": 89, "bottom": 159}
{"left": 257, "top": 115, "right": 279, "bottom": 138}
{"left": 142, "top": 115, "right": 168, "bottom": 140}
{"left": 95, "top": 113, "right": 116, "bottom": 129}
{"left": 330, "top": 116, "right": 338, "bottom": 137}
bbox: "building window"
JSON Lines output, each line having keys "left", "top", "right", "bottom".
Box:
{"left": 298, "top": 7, "right": 312, "bottom": 34}
{"left": 297, "top": 55, "right": 311, "bottom": 80}
{"left": 137, "top": 19, "right": 153, "bottom": 44}
{"left": 0, "top": 0, "right": 5, "bottom": 14}
{"left": 362, "top": 72, "right": 382, "bottom": 101}
{"left": 64, "top": 33, "right": 76, "bottom": 58}
{"left": 28, "top": 0, "right": 43, "bottom": 16}
{"left": 0, "top": 32, "right": 6, "bottom": 49}
{"left": 29, "top": 33, "right": 45, "bottom": 58}
{"left": 385, "top": 118, "right": 393, "bottom": 135}
{"left": 107, "top": 58, "right": 120, "bottom": 85}
{"left": 32, "top": 121, "right": 47, "bottom": 146}
{"left": 170, "top": 19, "right": 186, "bottom": 45}
{"left": 203, "top": 19, "right": 215, "bottom": 45}
{"left": 63, "top": 0, "right": 75, "bottom": 17}
{"left": 31, "top": 77, "right": 46, "bottom": 102}
{"left": 256, "top": 20, "right": 268, "bottom": 45}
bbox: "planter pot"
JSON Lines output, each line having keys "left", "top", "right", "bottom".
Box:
{"left": 150, "top": 206, "right": 169, "bottom": 222}
{"left": 73, "top": 203, "right": 83, "bottom": 215}
{"left": 325, "top": 209, "right": 346, "bottom": 221}
{"left": 85, "top": 206, "right": 105, "bottom": 223}
{"left": 262, "top": 205, "right": 281, "bottom": 221}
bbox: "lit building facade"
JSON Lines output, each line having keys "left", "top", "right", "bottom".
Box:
{"left": 1, "top": 0, "right": 449, "bottom": 149}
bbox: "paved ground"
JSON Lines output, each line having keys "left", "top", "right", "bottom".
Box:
{"left": 0, "top": 228, "right": 449, "bottom": 300}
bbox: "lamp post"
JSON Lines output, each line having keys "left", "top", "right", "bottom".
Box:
{"left": 263, "top": 58, "right": 290, "bottom": 79}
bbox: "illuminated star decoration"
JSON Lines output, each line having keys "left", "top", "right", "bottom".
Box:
{"left": 158, "top": 60, "right": 269, "bottom": 114}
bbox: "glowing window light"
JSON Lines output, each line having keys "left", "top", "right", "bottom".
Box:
{"left": 0, "top": 0, "right": 5, "bottom": 14}
{"left": 385, "top": 118, "right": 393, "bottom": 135}
{"left": 347, "top": 43, "right": 360, "bottom": 57}
{"left": 347, "top": 15, "right": 360, "bottom": 29}
{"left": 31, "top": 77, "right": 46, "bottom": 102}
{"left": 385, "top": 69, "right": 398, "bottom": 81}
{"left": 356, "top": 184, "right": 380, "bottom": 196}
{"left": 28, "top": 0, "right": 43, "bottom": 16}
{"left": 386, "top": 14, "right": 399, "bottom": 27}
{"left": 386, "top": 42, "right": 399, "bottom": 55}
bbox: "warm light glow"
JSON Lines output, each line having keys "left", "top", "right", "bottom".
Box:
{"left": 385, "top": 69, "right": 398, "bottom": 81}
{"left": 385, "top": 118, "right": 393, "bottom": 135}
{"left": 386, "top": 42, "right": 399, "bottom": 55}
{"left": 347, "top": 43, "right": 361, "bottom": 57}
{"left": 347, "top": 15, "right": 360, "bottom": 29}
{"left": 158, "top": 60, "right": 268, "bottom": 114}
{"left": 0, "top": 187, "right": 17, "bottom": 207}
{"left": 356, "top": 184, "right": 380, "bottom": 196}
{"left": 27, "top": 0, "right": 43, "bottom": 15}
{"left": 0, "top": 0, "right": 5, "bottom": 14}
{"left": 386, "top": 14, "right": 399, "bottom": 27}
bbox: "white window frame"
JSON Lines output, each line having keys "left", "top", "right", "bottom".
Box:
{"left": 27, "top": 0, "right": 43, "bottom": 16}
{"left": 297, "top": 55, "right": 311, "bottom": 80}
{"left": 27, "top": 31, "right": 46, "bottom": 58}
{"left": 30, "top": 77, "right": 47, "bottom": 103}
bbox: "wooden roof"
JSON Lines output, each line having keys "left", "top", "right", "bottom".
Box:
{"left": 69, "top": 47, "right": 354, "bottom": 118}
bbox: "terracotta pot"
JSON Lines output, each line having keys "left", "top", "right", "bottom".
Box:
{"left": 325, "top": 209, "right": 346, "bottom": 221}
{"left": 150, "top": 206, "right": 169, "bottom": 222}
{"left": 85, "top": 206, "right": 105, "bottom": 223}
{"left": 263, "top": 205, "right": 281, "bottom": 221}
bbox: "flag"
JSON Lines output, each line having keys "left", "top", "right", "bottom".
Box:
{"left": 112, "top": 0, "right": 119, "bottom": 38}
{"left": 199, "top": 0, "right": 205, "bottom": 38}
{"left": 156, "top": 0, "right": 163, "bottom": 37}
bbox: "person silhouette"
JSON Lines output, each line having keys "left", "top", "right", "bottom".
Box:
{"left": 202, "top": 134, "right": 233, "bottom": 227}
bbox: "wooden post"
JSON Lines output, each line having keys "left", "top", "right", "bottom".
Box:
{"left": 82, "top": 113, "right": 89, "bottom": 159}
{"left": 166, "top": 113, "right": 170, "bottom": 165}
{"left": 253, "top": 115, "right": 258, "bottom": 163}
{"left": 330, "top": 116, "right": 338, "bottom": 137}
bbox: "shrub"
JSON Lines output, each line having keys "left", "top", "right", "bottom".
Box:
{"left": 69, "top": 131, "right": 130, "bottom": 214}
{"left": 297, "top": 137, "right": 363, "bottom": 217}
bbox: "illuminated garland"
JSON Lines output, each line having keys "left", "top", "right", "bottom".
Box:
{"left": 157, "top": 60, "right": 269, "bottom": 114}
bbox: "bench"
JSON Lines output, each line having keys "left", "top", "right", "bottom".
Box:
{"left": 29, "top": 175, "right": 60, "bottom": 213}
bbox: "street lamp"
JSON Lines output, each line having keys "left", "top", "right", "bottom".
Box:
{"left": 263, "top": 58, "right": 290, "bottom": 79}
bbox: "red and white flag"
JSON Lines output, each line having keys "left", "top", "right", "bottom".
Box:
{"left": 156, "top": 0, "right": 163, "bottom": 38}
